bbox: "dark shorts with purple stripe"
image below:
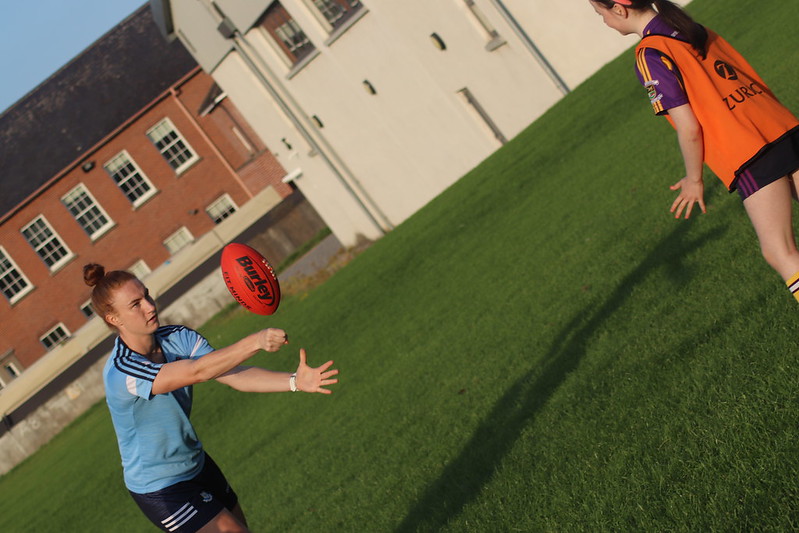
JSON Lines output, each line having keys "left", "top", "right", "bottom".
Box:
{"left": 129, "top": 454, "right": 239, "bottom": 533}
{"left": 732, "top": 126, "right": 799, "bottom": 200}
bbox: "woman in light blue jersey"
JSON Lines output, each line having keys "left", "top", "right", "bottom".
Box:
{"left": 85, "top": 263, "right": 338, "bottom": 533}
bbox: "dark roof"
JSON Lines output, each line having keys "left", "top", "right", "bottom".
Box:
{"left": 0, "top": 4, "right": 198, "bottom": 216}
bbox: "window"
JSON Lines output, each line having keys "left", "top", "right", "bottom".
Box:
{"left": 0, "top": 350, "right": 22, "bottom": 386}
{"left": 129, "top": 259, "right": 152, "bottom": 280}
{"left": 463, "top": 0, "right": 505, "bottom": 51}
{"left": 5, "top": 362, "right": 21, "bottom": 379}
{"left": 62, "top": 184, "right": 114, "bottom": 240}
{"left": 206, "top": 194, "right": 238, "bottom": 224}
{"left": 261, "top": 2, "right": 315, "bottom": 65}
{"left": 163, "top": 227, "right": 194, "bottom": 255}
{"left": 0, "top": 247, "right": 34, "bottom": 304}
{"left": 0, "top": 350, "right": 18, "bottom": 388}
{"left": 80, "top": 300, "right": 95, "bottom": 319}
{"left": 22, "top": 216, "right": 73, "bottom": 271}
{"left": 146, "top": 118, "right": 199, "bottom": 174}
{"left": 104, "top": 151, "right": 157, "bottom": 207}
{"left": 40, "top": 323, "right": 71, "bottom": 351}
{"left": 310, "top": 0, "right": 362, "bottom": 30}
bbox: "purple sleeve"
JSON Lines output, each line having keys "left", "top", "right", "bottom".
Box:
{"left": 635, "top": 47, "right": 689, "bottom": 115}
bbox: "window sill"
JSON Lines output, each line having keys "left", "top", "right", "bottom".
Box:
{"left": 49, "top": 253, "right": 77, "bottom": 276}
{"left": 286, "top": 49, "right": 321, "bottom": 80}
{"left": 8, "top": 284, "right": 36, "bottom": 307}
{"left": 324, "top": 8, "right": 369, "bottom": 47}
{"left": 89, "top": 223, "right": 117, "bottom": 243}
{"left": 132, "top": 189, "right": 161, "bottom": 211}
{"left": 175, "top": 157, "right": 202, "bottom": 177}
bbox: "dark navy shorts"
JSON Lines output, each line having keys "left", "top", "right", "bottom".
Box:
{"left": 129, "top": 454, "right": 239, "bottom": 532}
{"left": 733, "top": 126, "right": 799, "bottom": 200}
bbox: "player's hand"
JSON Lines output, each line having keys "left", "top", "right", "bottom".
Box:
{"left": 295, "top": 348, "right": 338, "bottom": 394}
{"left": 669, "top": 176, "right": 706, "bottom": 219}
{"left": 258, "top": 328, "right": 289, "bottom": 352}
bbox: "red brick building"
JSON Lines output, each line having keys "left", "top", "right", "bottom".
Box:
{"left": 0, "top": 6, "right": 302, "bottom": 388}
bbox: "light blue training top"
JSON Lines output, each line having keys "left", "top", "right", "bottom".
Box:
{"left": 103, "top": 325, "right": 214, "bottom": 494}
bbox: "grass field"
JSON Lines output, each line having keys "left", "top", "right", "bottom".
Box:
{"left": 3, "top": 1, "right": 799, "bottom": 530}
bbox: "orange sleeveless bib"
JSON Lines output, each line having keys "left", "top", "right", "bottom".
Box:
{"left": 636, "top": 31, "right": 799, "bottom": 188}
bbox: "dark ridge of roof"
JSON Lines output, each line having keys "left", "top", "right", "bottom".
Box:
{"left": 0, "top": 4, "right": 198, "bottom": 217}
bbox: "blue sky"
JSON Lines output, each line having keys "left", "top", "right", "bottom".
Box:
{"left": 0, "top": 0, "right": 147, "bottom": 111}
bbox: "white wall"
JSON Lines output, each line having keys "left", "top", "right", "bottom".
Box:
{"left": 212, "top": 53, "right": 387, "bottom": 245}
{"left": 245, "top": 0, "right": 564, "bottom": 226}
{"left": 167, "top": 0, "right": 690, "bottom": 245}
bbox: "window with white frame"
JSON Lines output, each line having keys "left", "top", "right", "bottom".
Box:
{"left": 0, "top": 350, "right": 20, "bottom": 388}
{"left": 5, "top": 361, "right": 21, "bottom": 379}
{"left": 309, "top": 0, "right": 362, "bottom": 31}
{"left": 104, "top": 151, "right": 157, "bottom": 207}
{"left": 146, "top": 118, "right": 199, "bottom": 174}
{"left": 0, "top": 247, "right": 34, "bottom": 304}
{"left": 261, "top": 2, "right": 316, "bottom": 65}
{"left": 129, "top": 259, "right": 152, "bottom": 280}
{"left": 80, "top": 300, "right": 95, "bottom": 319}
{"left": 206, "top": 194, "right": 238, "bottom": 224}
{"left": 40, "top": 323, "right": 71, "bottom": 351}
{"left": 163, "top": 227, "right": 194, "bottom": 255}
{"left": 21, "top": 215, "right": 73, "bottom": 271}
{"left": 62, "top": 184, "right": 114, "bottom": 240}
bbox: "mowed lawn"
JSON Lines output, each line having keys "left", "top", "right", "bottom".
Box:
{"left": 3, "top": 1, "right": 799, "bottom": 531}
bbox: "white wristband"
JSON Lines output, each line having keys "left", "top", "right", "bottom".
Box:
{"left": 289, "top": 373, "right": 298, "bottom": 392}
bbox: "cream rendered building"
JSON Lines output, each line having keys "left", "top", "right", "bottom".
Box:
{"left": 150, "top": 0, "right": 686, "bottom": 246}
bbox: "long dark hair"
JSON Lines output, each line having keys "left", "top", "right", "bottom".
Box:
{"left": 596, "top": 0, "right": 708, "bottom": 57}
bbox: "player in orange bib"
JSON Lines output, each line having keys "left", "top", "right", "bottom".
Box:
{"left": 589, "top": 0, "right": 799, "bottom": 301}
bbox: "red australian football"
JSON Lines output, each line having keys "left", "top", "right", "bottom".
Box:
{"left": 220, "top": 243, "right": 281, "bottom": 315}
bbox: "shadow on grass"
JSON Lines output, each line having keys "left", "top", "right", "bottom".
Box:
{"left": 396, "top": 222, "right": 728, "bottom": 532}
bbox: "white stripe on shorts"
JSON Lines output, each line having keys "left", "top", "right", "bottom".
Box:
{"left": 162, "top": 502, "right": 198, "bottom": 532}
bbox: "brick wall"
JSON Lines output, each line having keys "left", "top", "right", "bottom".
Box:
{"left": 0, "top": 70, "right": 294, "bottom": 370}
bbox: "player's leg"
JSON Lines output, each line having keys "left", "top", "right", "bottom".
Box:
{"left": 743, "top": 175, "right": 799, "bottom": 301}
{"left": 197, "top": 508, "right": 249, "bottom": 533}
{"left": 231, "top": 503, "right": 249, "bottom": 528}
{"left": 790, "top": 169, "right": 799, "bottom": 201}
{"left": 193, "top": 454, "right": 248, "bottom": 532}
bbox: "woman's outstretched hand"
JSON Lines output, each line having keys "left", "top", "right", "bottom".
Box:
{"left": 295, "top": 348, "right": 338, "bottom": 394}
{"left": 670, "top": 176, "right": 706, "bottom": 219}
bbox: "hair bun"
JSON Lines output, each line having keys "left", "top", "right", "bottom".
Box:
{"left": 83, "top": 263, "right": 106, "bottom": 287}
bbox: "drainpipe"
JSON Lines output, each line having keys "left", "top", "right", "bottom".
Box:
{"left": 489, "top": 0, "right": 570, "bottom": 96}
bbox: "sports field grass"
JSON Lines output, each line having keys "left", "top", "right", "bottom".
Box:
{"left": 3, "top": 1, "right": 799, "bottom": 530}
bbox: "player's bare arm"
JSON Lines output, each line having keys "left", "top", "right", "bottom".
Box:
{"left": 668, "top": 103, "right": 706, "bottom": 219}
{"left": 216, "top": 348, "right": 338, "bottom": 394}
{"left": 151, "top": 328, "right": 288, "bottom": 395}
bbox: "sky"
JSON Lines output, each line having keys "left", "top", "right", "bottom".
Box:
{"left": 0, "top": 0, "right": 148, "bottom": 111}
